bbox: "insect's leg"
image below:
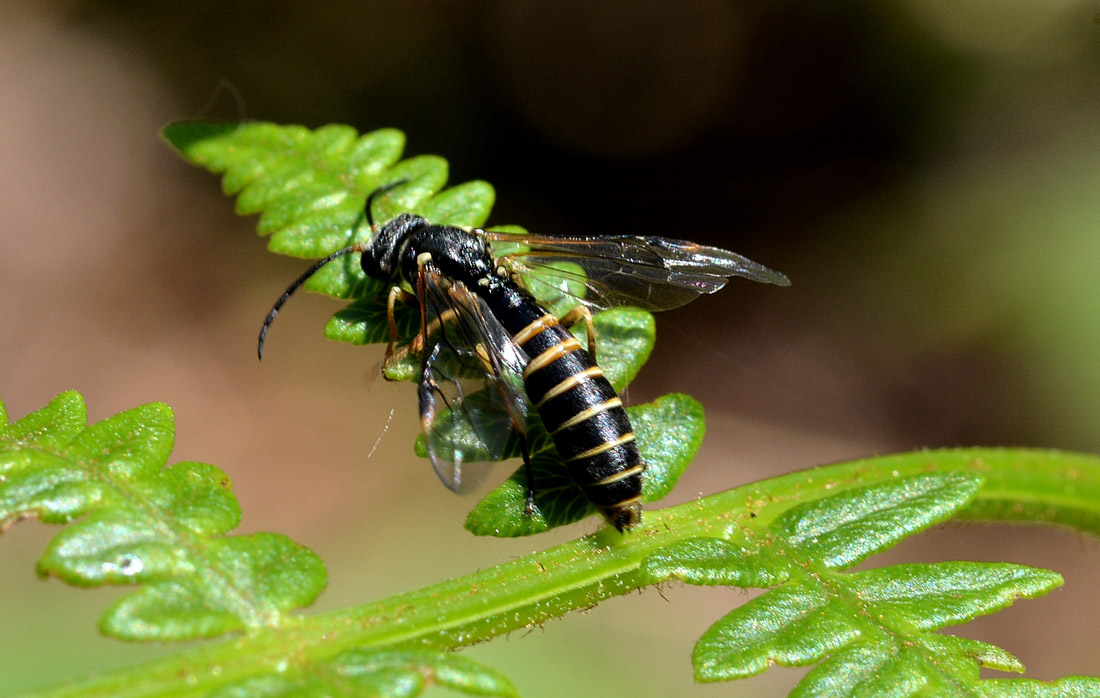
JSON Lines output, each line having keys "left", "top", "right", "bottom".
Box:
{"left": 558, "top": 305, "right": 598, "bottom": 360}
{"left": 382, "top": 285, "right": 419, "bottom": 374}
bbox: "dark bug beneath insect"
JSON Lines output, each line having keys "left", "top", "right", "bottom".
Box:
{"left": 258, "top": 182, "right": 789, "bottom": 532}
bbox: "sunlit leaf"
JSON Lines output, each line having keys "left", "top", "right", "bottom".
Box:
{"left": 642, "top": 473, "right": 1066, "bottom": 696}
{"left": 0, "top": 391, "right": 326, "bottom": 641}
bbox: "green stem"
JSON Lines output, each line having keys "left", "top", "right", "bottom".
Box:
{"left": 24, "top": 448, "right": 1100, "bottom": 698}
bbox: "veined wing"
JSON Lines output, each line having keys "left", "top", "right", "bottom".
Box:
{"left": 481, "top": 231, "right": 790, "bottom": 312}
{"left": 414, "top": 265, "right": 530, "bottom": 493}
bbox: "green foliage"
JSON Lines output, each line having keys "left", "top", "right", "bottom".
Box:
{"left": 6, "top": 391, "right": 1100, "bottom": 697}
{"left": 162, "top": 122, "right": 490, "bottom": 304}
{"left": 6, "top": 389, "right": 1100, "bottom": 697}
{"left": 2, "top": 122, "right": 1090, "bottom": 697}
{"left": 0, "top": 391, "right": 326, "bottom": 641}
{"left": 644, "top": 474, "right": 1062, "bottom": 691}
{"left": 207, "top": 649, "right": 519, "bottom": 698}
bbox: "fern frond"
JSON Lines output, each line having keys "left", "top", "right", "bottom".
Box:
{"left": 0, "top": 391, "right": 325, "bottom": 641}
{"left": 644, "top": 473, "right": 1078, "bottom": 696}
{"left": 162, "top": 122, "right": 489, "bottom": 309}
{"left": 206, "top": 649, "right": 518, "bottom": 698}
{"left": 15, "top": 438, "right": 1100, "bottom": 698}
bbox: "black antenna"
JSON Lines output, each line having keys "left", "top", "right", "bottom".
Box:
{"left": 364, "top": 179, "right": 409, "bottom": 227}
{"left": 256, "top": 179, "right": 410, "bottom": 360}
{"left": 257, "top": 244, "right": 366, "bottom": 360}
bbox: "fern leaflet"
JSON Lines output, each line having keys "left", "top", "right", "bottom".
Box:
{"left": 0, "top": 391, "right": 325, "bottom": 641}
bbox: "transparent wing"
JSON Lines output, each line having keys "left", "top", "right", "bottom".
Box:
{"left": 414, "top": 265, "right": 530, "bottom": 493}
{"left": 481, "top": 230, "right": 790, "bottom": 312}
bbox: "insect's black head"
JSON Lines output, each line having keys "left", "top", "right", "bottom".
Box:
{"left": 360, "top": 212, "right": 424, "bottom": 281}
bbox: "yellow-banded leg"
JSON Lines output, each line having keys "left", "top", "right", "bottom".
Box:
{"left": 380, "top": 285, "right": 419, "bottom": 380}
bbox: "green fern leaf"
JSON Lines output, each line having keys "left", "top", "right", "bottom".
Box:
{"left": 644, "top": 473, "right": 1065, "bottom": 695}
{"left": 208, "top": 648, "right": 519, "bottom": 698}
{"left": 977, "top": 677, "right": 1100, "bottom": 697}
{"left": 0, "top": 391, "right": 326, "bottom": 641}
{"left": 584, "top": 307, "right": 655, "bottom": 391}
{"left": 163, "top": 122, "right": 489, "bottom": 308}
{"left": 12, "top": 444, "right": 1100, "bottom": 697}
{"left": 776, "top": 470, "right": 983, "bottom": 568}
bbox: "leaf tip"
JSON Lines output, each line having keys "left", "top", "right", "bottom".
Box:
{"left": 161, "top": 121, "right": 242, "bottom": 158}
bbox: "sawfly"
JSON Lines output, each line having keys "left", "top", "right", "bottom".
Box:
{"left": 259, "top": 182, "right": 789, "bottom": 531}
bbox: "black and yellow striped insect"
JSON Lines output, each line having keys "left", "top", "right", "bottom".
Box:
{"left": 259, "top": 183, "right": 789, "bottom": 531}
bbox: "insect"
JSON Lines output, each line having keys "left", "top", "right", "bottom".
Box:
{"left": 259, "top": 182, "right": 789, "bottom": 531}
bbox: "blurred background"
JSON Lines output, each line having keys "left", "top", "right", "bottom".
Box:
{"left": 2, "top": 1, "right": 1099, "bottom": 695}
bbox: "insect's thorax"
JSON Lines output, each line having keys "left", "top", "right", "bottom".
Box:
{"left": 404, "top": 226, "right": 496, "bottom": 287}
{"left": 366, "top": 217, "right": 550, "bottom": 336}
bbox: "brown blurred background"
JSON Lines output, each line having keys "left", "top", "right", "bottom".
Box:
{"left": 2, "top": 1, "right": 1099, "bottom": 696}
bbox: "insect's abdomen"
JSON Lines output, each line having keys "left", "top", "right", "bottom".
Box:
{"left": 492, "top": 292, "right": 644, "bottom": 531}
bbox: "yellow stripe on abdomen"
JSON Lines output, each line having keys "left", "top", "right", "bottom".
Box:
{"left": 564, "top": 432, "right": 637, "bottom": 462}
{"left": 522, "top": 336, "right": 582, "bottom": 378}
